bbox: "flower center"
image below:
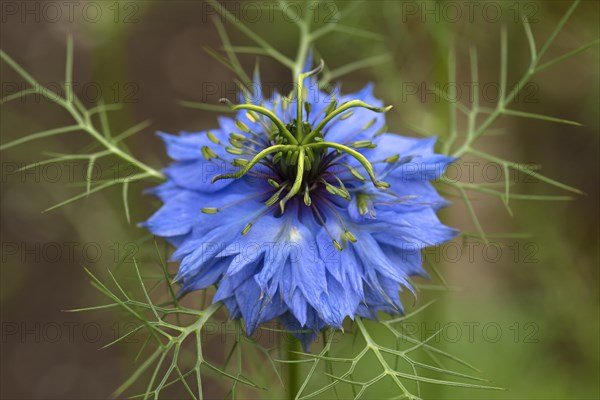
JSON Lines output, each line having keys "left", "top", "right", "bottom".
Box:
{"left": 201, "top": 61, "right": 395, "bottom": 248}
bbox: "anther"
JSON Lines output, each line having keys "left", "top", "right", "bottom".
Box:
{"left": 351, "top": 140, "right": 376, "bottom": 149}
{"left": 265, "top": 183, "right": 289, "bottom": 206}
{"left": 384, "top": 154, "right": 400, "bottom": 163}
{"left": 241, "top": 223, "right": 252, "bottom": 235}
{"left": 311, "top": 203, "right": 342, "bottom": 251}
{"left": 362, "top": 118, "right": 377, "bottom": 130}
{"left": 304, "top": 102, "right": 311, "bottom": 120}
{"left": 235, "top": 120, "right": 251, "bottom": 133}
{"left": 333, "top": 240, "right": 343, "bottom": 251}
{"left": 267, "top": 179, "right": 280, "bottom": 188}
{"left": 219, "top": 98, "right": 298, "bottom": 145}
{"left": 240, "top": 204, "right": 278, "bottom": 235}
{"left": 207, "top": 131, "right": 220, "bottom": 144}
{"left": 357, "top": 194, "right": 370, "bottom": 216}
{"left": 272, "top": 152, "right": 282, "bottom": 163}
{"left": 346, "top": 165, "right": 366, "bottom": 181}
{"left": 232, "top": 158, "right": 249, "bottom": 167}
{"left": 304, "top": 154, "right": 312, "bottom": 171}
{"left": 303, "top": 184, "right": 312, "bottom": 206}
{"left": 226, "top": 147, "right": 245, "bottom": 155}
{"left": 202, "top": 146, "right": 217, "bottom": 160}
{"left": 245, "top": 112, "right": 257, "bottom": 122}
{"left": 230, "top": 133, "right": 247, "bottom": 141}
{"left": 339, "top": 111, "right": 353, "bottom": 120}
{"left": 302, "top": 100, "right": 392, "bottom": 145}
{"left": 344, "top": 230, "right": 357, "bottom": 243}
{"left": 213, "top": 144, "right": 295, "bottom": 183}
{"left": 315, "top": 192, "right": 357, "bottom": 244}
{"left": 229, "top": 138, "right": 243, "bottom": 149}
{"left": 324, "top": 100, "right": 338, "bottom": 115}
{"left": 323, "top": 180, "right": 351, "bottom": 201}
{"left": 374, "top": 125, "right": 388, "bottom": 137}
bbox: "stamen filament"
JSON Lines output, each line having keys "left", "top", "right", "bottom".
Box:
{"left": 314, "top": 192, "right": 357, "bottom": 244}
{"left": 311, "top": 202, "right": 342, "bottom": 251}
{"left": 241, "top": 204, "right": 278, "bottom": 235}
{"left": 305, "top": 141, "right": 389, "bottom": 189}
{"left": 265, "top": 182, "right": 289, "bottom": 206}
{"left": 201, "top": 187, "right": 275, "bottom": 214}
{"left": 303, "top": 183, "right": 312, "bottom": 206}
{"left": 336, "top": 163, "right": 366, "bottom": 181}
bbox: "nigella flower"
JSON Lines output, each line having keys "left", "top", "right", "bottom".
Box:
{"left": 143, "top": 60, "right": 457, "bottom": 348}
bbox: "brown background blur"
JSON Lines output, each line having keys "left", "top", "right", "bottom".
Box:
{"left": 1, "top": 1, "right": 598, "bottom": 399}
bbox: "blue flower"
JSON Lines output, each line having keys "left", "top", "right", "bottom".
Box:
{"left": 143, "top": 63, "right": 457, "bottom": 348}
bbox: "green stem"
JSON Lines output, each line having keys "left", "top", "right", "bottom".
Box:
{"left": 287, "top": 336, "right": 300, "bottom": 400}
{"left": 291, "top": 10, "right": 312, "bottom": 82}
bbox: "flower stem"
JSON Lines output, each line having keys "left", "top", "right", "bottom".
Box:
{"left": 287, "top": 336, "right": 300, "bottom": 400}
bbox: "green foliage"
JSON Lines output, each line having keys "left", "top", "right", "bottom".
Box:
{"left": 436, "top": 0, "right": 597, "bottom": 242}
{"left": 0, "top": 37, "right": 163, "bottom": 221}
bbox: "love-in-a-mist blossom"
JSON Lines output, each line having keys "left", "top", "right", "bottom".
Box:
{"left": 143, "top": 61, "right": 457, "bottom": 348}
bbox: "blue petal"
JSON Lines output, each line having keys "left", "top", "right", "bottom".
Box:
{"left": 235, "top": 279, "right": 286, "bottom": 335}
{"left": 142, "top": 189, "right": 203, "bottom": 237}
{"left": 164, "top": 159, "right": 238, "bottom": 192}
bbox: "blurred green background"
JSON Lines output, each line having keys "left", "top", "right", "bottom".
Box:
{"left": 1, "top": 1, "right": 598, "bottom": 399}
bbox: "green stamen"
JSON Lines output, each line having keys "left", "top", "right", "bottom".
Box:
{"left": 230, "top": 133, "right": 246, "bottom": 141}
{"left": 232, "top": 158, "right": 249, "bottom": 167}
{"left": 362, "top": 118, "right": 377, "bottom": 130}
{"left": 268, "top": 179, "right": 280, "bottom": 188}
{"left": 241, "top": 223, "right": 252, "bottom": 235}
{"left": 303, "top": 184, "right": 312, "bottom": 206}
{"left": 345, "top": 230, "right": 357, "bottom": 243}
{"left": 323, "top": 179, "right": 351, "bottom": 201}
{"left": 225, "top": 147, "right": 245, "bottom": 155}
{"left": 207, "top": 131, "right": 220, "bottom": 144}
{"left": 356, "top": 193, "right": 371, "bottom": 216}
{"left": 229, "top": 138, "right": 243, "bottom": 148}
{"left": 345, "top": 164, "right": 366, "bottom": 181}
{"left": 384, "top": 154, "right": 400, "bottom": 163}
{"left": 351, "top": 140, "right": 376, "bottom": 149}
{"left": 245, "top": 112, "right": 257, "bottom": 122}
{"left": 265, "top": 183, "right": 289, "bottom": 206}
{"left": 202, "top": 146, "right": 217, "bottom": 160}
{"left": 339, "top": 111, "right": 354, "bottom": 120}
{"left": 306, "top": 141, "right": 389, "bottom": 189}
{"left": 235, "top": 120, "right": 250, "bottom": 133}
